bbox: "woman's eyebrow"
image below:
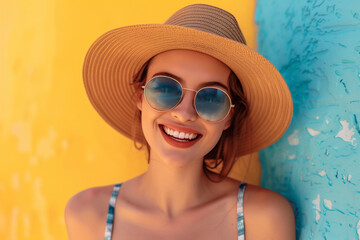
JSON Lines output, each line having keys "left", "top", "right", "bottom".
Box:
{"left": 152, "top": 72, "right": 183, "bottom": 82}
{"left": 151, "top": 72, "right": 228, "bottom": 90}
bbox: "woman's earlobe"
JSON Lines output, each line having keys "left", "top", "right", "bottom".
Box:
{"left": 224, "top": 119, "right": 231, "bottom": 130}
{"left": 137, "top": 97, "right": 143, "bottom": 111}
{"left": 136, "top": 100, "right": 142, "bottom": 111}
{"left": 223, "top": 111, "right": 233, "bottom": 130}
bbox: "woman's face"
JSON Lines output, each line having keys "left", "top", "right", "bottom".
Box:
{"left": 138, "top": 49, "right": 232, "bottom": 167}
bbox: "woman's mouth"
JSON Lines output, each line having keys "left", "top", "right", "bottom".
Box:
{"left": 159, "top": 124, "right": 202, "bottom": 148}
{"left": 162, "top": 125, "right": 199, "bottom": 141}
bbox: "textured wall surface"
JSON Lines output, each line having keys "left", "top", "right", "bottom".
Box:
{"left": 0, "top": 0, "right": 258, "bottom": 239}
{"left": 256, "top": 0, "right": 360, "bottom": 239}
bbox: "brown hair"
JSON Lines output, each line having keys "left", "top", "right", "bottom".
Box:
{"left": 131, "top": 57, "right": 249, "bottom": 182}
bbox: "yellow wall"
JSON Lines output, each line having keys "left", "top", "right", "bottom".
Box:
{"left": 0, "top": 0, "right": 256, "bottom": 239}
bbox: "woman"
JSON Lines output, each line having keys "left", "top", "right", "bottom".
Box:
{"left": 65, "top": 4, "right": 296, "bottom": 240}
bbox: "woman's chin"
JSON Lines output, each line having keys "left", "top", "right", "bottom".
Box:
{"left": 150, "top": 149, "right": 203, "bottom": 169}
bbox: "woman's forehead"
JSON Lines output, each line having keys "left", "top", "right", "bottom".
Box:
{"left": 147, "top": 50, "right": 231, "bottom": 88}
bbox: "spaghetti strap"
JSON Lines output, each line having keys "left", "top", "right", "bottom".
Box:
{"left": 104, "top": 183, "right": 122, "bottom": 240}
{"left": 104, "top": 182, "right": 246, "bottom": 239}
{"left": 237, "top": 182, "right": 247, "bottom": 240}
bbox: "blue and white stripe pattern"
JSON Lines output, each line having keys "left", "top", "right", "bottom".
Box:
{"left": 104, "top": 182, "right": 246, "bottom": 239}
{"left": 237, "top": 182, "right": 247, "bottom": 240}
{"left": 104, "top": 183, "right": 121, "bottom": 240}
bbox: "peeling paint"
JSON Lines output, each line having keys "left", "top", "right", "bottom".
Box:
{"left": 258, "top": 0, "right": 360, "bottom": 238}
{"left": 36, "top": 126, "right": 57, "bottom": 160}
{"left": 324, "top": 149, "right": 329, "bottom": 156}
{"left": 11, "top": 121, "right": 32, "bottom": 153}
{"left": 312, "top": 194, "right": 321, "bottom": 223}
{"left": 324, "top": 199, "right": 333, "bottom": 210}
{"left": 288, "top": 154, "right": 296, "bottom": 160}
{"left": 315, "top": 211, "right": 321, "bottom": 223}
{"left": 336, "top": 120, "right": 356, "bottom": 145}
{"left": 342, "top": 175, "right": 347, "bottom": 182}
{"left": 354, "top": 114, "right": 360, "bottom": 135}
{"left": 288, "top": 130, "right": 300, "bottom": 145}
{"left": 307, "top": 128, "right": 320, "bottom": 136}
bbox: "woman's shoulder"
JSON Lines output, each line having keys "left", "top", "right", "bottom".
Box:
{"left": 243, "top": 184, "right": 296, "bottom": 239}
{"left": 244, "top": 184, "right": 294, "bottom": 217}
{"left": 65, "top": 184, "right": 115, "bottom": 215}
{"left": 64, "top": 184, "right": 117, "bottom": 240}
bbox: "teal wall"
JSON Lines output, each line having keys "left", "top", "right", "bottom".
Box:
{"left": 256, "top": 0, "right": 360, "bottom": 239}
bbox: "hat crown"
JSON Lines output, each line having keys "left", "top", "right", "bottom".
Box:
{"left": 164, "top": 4, "right": 247, "bottom": 45}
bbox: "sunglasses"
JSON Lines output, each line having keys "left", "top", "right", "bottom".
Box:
{"left": 142, "top": 76, "right": 234, "bottom": 122}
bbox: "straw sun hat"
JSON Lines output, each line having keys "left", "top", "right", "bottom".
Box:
{"left": 83, "top": 4, "right": 293, "bottom": 156}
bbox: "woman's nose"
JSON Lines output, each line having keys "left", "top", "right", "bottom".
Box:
{"left": 170, "top": 91, "right": 197, "bottom": 122}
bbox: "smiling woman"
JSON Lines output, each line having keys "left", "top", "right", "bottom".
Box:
{"left": 137, "top": 50, "right": 236, "bottom": 168}
{"left": 65, "top": 4, "right": 295, "bottom": 240}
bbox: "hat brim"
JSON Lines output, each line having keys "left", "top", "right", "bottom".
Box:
{"left": 83, "top": 24, "right": 293, "bottom": 156}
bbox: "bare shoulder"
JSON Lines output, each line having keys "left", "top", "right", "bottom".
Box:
{"left": 244, "top": 184, "right": 296, "bottom": 240}
{"left": 64, "top": 184, "right": 114, "bottom": 240}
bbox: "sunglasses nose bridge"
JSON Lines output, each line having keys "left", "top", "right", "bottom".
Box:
{"left": 170, "top": 88, "right": 197, "bottom": 122}
{"left": 181, "top": 87, "right": 197, "bottom": 106}
{"left": 182, "top": 88, "right": 198, "bottom": 107}
{"left": 182, "top": 87, "right": 196, "bottom": 93}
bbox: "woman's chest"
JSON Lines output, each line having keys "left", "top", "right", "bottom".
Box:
{"left": 111, "top": 197, "right": 239, "bottom": 240}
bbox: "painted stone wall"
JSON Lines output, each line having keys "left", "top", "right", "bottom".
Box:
{"left": 256, "top": 0, "right": 360, "bottom": 239}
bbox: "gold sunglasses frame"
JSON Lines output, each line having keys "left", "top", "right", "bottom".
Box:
{"left": 141, "top": 76, "right": 235, "bottom": 122}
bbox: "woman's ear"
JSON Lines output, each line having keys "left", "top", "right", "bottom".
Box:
{"left": 223, "top": 110, "right": 233, "bottom": 130}
{"left": 136, "top": 93, "right": 143, "bottom": 111}
{"left": 223, "top": 119, "right": 231, "bottom": 130}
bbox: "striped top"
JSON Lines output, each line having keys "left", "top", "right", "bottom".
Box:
{"left": 104, "top": 182, "right": 247, "bottom": 240}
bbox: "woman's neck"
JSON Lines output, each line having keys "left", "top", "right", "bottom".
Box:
{"left": 136, "top": 156, "right": 214, "bottom": 220}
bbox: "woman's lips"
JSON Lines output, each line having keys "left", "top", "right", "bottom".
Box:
{"left": 162, "top": 123, "right": 201, "bottom": 133}
{"left": 159, "top": 124, "right": 202, "bottom": 148}
{"left": 162, "top": 125, "right": 199, "bottom": 140}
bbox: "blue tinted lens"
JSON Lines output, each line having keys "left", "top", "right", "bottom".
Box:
{"left": 195, "top": 88, "right": 231, "bottom": 121}
{"left": 144, "top": 77, "right": 182, "bottom": 110}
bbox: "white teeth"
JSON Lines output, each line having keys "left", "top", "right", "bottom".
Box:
{"left": 162, "top": 126, "right": 198, "bottom": 140}
{"left": 173, "top": 131, "right": 179, "bottom": 138}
